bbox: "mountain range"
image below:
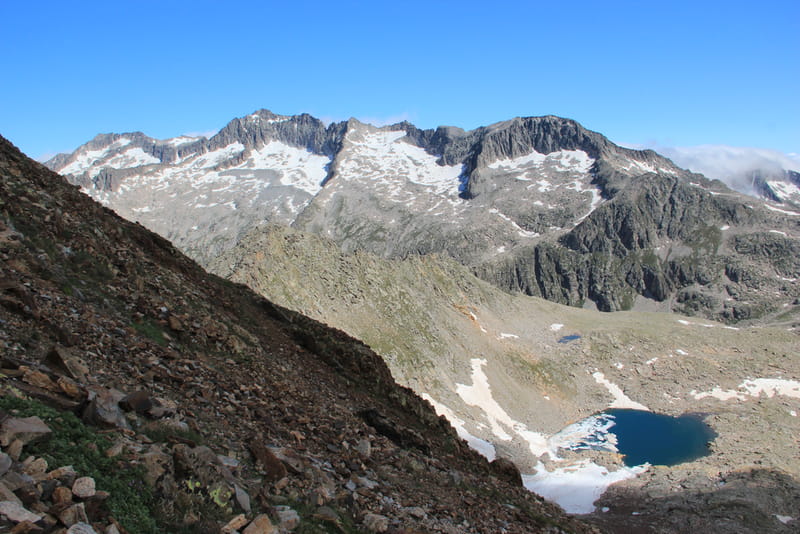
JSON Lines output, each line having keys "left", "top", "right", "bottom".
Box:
{"left": 32, "top": 110, "right": 800, "bottom": 532}
{"left": 46, "top": 110, "right": 800, "bottom": 323}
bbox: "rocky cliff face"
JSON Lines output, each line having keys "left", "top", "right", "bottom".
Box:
{"left": 47, "top": 110, "right": 800, "bottom": 322}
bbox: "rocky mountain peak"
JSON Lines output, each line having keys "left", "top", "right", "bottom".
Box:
{"left": 46, "top": 110, "right": 800, "bottom": 322}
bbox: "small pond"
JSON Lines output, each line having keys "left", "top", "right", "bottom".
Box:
{"left": 557, "top": 334, "right": 581, "bottom": 344}
{"left": 601, "top": 409, "right": 716, "bottom": 466}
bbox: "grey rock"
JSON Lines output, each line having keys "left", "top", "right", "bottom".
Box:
{"left": 0, "top": 500, "right": 41, "bottom": 523}
{"left": 0, "top": 453, "right": 11, "bottom": 476}
{"left": 82, "top": 388, "right": 130, "bottom": 430}
{"left": 71, "top": 476, "right": 96, "bottom": 499}
{"left": 67, "top": 522, "right": 99, "bottom": 534}
{"left": 0, "top": 416, "right": 51, "bottom": 447}
{"left": 362, "top": 512, "right": 389, "bottom": 532}
{"left": 275, "top": 505, "right": 300, "bottom": 530}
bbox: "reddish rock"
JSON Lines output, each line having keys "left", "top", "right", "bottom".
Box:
{"left": 221, "top": 513, "right": 248, "bottom": 533}
{"left": 249, "top": 441, "right": 287, "bottom": 482}
{"left": 242, "top": 514, "right": 277, "bottom": 534}
{"left": 119, "top": 391, "right": 153, "bottom": 414}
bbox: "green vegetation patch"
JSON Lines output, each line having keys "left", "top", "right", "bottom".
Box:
{"left": 132, "top": 318, "right": 168, "bottom": 346}
{"left": 0, "top": 395, "right": 159, "bottom": 533}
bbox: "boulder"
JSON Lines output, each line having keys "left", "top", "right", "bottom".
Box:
{"left": 0, "top": 417, "right": 51, "bottom": 447}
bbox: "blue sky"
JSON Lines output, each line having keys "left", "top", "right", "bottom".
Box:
{"left": 1, "top": 0, "right": 798, "bottom": 160}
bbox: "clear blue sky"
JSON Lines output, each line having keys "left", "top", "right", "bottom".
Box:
{"left": 1, "top": 0, "right": 798, "bottom": 160}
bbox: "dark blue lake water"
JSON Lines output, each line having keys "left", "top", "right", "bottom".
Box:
{"left": 603, "top": 409, "right": 716, "bottom": 467}
{"left": 557, "top": 334, "right": 581, "bottom": 344}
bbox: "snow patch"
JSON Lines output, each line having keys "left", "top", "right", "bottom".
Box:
{"left": 769, "top": 180, "right": 800, "bottom": 202}
{"left": 764, "top": 203, "right": 800, "bottom": 216}
{"left": 691, "top": 378, "right": 800, "bottom": 401}
{"left": 456, "top": 359, "right": 550, "bottom": 456}
{"left": 421, "top": 393, "right": 496, "bottom": 461}
{"left": 196, "top": 143, "right": 245, "bottom": 168}
{"left": 593, "top": 372, "right": 649, "bottom": 411}
{"left": 105, "top": 148, "right": 160, "bottom": 169}
{"left": 456, "top": 359, "right": 514, "bottom": 441}
{"left": 341, "top": 128, "right": 464, "bottom": 197}
{"left": 550, "top": 323, "right": 564, "bottom": 332}
{"left": 522, "top": 460, "right": 646, "bottom": 514}
{"left": 242, "top": 141, "right": 331, "bottom": 195}
{"left": 164, "top": 136, "right": 200, "bottom": 146}
{"left": 488, "top": 149, "right": 594, "bottom": 174}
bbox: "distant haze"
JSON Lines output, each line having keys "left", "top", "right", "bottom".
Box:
{"left": 655, "top": 145, "right": 800, "bottom": 195}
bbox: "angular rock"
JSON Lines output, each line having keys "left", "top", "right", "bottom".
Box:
{"left": 362, "top": 512, "right": 389, "bottom": 532}
{"left": 21, "top": 369, "right": 59, "bottom": 392}
{"left": 66, "top": 522, "right": 98, "bottom": 534}
{"left": 234, "top": 483, "right": 251, "bottom": 513}
{"left": 167, "top": 315, "right": 183, "bottom": 332}
{"left": 141, "top": 447, "right": 171, "bottom": 486}
{"left": 52, "top": 486, "right": 73, "bottom": 505}
{"left": 57, "top": 377, "right": 82, "bottom": 399}
{"left": 9, "top": 519, "right": 42, "bottom": 533}
{"left": 248, "top": 441, "right": 287, "bottom": 482}
{"left": 58, "top": 502, "right": 88, "bottom": 527}
{"left": 45, "top": 345, "right": 89, "bottom": 382}
{"left": 355, "top": 439, "right": 371, "bottom": 458}
{"left": 82, "top": 389, "right": 129, "bottom": 430}
{"left": 221, "top": 513, "right": 248, "bottom": 533}
{"left": 0, "top": 453, "right": 11, "bottom": 476}
{"left": 119, "top": 391, "right": 153, "bottom": 414}
{"left": 0, "top": 416, "right": 51, "bottom": 447}
{"left": 71, "top": 477, "right": 95, "bottom": 499}
{"left": 22, "top": 457, "right": 47, "bottom": 476}
{"left": 2, "top": 471, "right": 34, "bottom": 491}
{"left": 0, "top": 501, "right": 42, "bottom": 523}
{"left": 6, "top": 439, "right": 23, "bottom": 461}
{"left": 242, "top": 514, "right": 276, "bottom": 534}
{"left": 313, "top": 506, "right": 340, "bottom": 524}
{"left": 275, "top": 506, "right": 300, "bottom": 530}
{"left": 0, "top": 481, "right": 21, "bottom": 505}
{"left": 47, "top": 466, "right": 77, "bottom": 485}
{"left": 45, "top": 346, "right": 89, "bottom": 382}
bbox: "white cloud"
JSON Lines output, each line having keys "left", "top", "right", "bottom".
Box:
{"left": 182, "top": 129, "right": 218, "bottom": 139}
{"left": 642, "top": 144, "right": 800, "bottom": 196}
{"left": 356, "top": 112, "right": 414, "bottom": 127}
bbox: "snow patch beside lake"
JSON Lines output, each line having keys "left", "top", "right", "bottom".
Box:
{"left": 593, "top": 372, "right": 649, "bottom": 411}
{"left": 522, "top": 460, "right": 647, "bottom": 514}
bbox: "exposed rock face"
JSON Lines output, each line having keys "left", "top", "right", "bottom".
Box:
{"left": 47, "top": 110, "right": 800, "bottom": 322}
